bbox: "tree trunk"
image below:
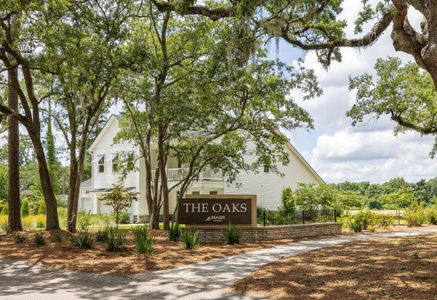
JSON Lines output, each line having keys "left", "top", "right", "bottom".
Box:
{"left": 7, "top": 60, "right": 22, "bottom": 233}
{"left": 67, "top": 157, "right": 79, "bottom": 232}
{"left": 32, "top": 136, "right": 60, "bottom": 230}
{"left": 158, "top": 131, "right": 170, "bottom": 230}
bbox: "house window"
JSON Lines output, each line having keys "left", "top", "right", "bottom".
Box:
{"left": 263, "top": 164, "right": 270, "bottom": 173}
{"left": 112, "top": 155, "right": 120, "bottom": 173}
{"left": 177, "top": 158, "right": 182, "bottom": 168}
{"left": 209, "top": 191, "right": 218, "bottom": 195}
{"left": 192, "top": 191, "right": 200, "bottom": 195}
{"left": 98, "top": 155, "right": 105, "bottom": 173}
{"left": 176, "top": 191, "right": 181, "bottom": 200}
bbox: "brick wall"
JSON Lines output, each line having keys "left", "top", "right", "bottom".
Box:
{"left": 182, "top": 223, "right": 342, "bottom": 243}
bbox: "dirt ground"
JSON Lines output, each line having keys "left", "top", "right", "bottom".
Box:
{"left": 233, "top": 233, "right": 437, "bottom": 300}
{"left": 0, "top": 225, "right": 436, "bottom": 276}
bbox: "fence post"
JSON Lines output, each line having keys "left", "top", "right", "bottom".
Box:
{"left": 302, "top": 210, "right": 305, "bottom": 224}
{"left": 263, "top": 210, "right": 266, "bottom": 227}
{"left": 333, "top": 210, "right": 337, "bottom": 222}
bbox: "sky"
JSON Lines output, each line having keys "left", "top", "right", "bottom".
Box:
{"left": 271, "top": 0, "right": 437, "bottom": 184}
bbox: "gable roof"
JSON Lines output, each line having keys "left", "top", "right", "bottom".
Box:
{"left": 285, "top": 142, "right": 325, "bottom": 184}
{"left": 88, "top": 114, "right": 120, "bottom": 152}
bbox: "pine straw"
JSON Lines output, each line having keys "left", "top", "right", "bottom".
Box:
{"left": 233, "top": 233, "right": 437, "bottom": 300}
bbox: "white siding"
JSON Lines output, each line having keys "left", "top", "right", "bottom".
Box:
{"left": 224, "top": 144, "right": 323, "bottom": 210}
{"left": 91, "top": 118, "right": 139, "bottom": 191}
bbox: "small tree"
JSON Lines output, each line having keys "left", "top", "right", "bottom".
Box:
{"left": 100, "top": 183, "right": 137, "bottom": 228}
{"left": 381, "top": 188, "right": 414, "bottom": 224}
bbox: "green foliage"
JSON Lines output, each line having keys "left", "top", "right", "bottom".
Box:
{"left": 225, "top": 224, "right": 241, "bottom": 245}
{"left": 368, "top": 225, "right": 377, "bottom": 232}
{"left": 427, "top": 209, "right": 437, "bottom": 225}
{"left": 1, "top": 201, "right": 8, "bottom": 215}
{"left": 348, "top": 218, "right": 363, "bottom": 233}
{"left": 33, "top": 232, "right": 46, "bottom": 246}
{"left": 168, "top": 223, "right": 181, "bottom": 242}
{"left": 37, "top": 200, "right": 46, "bottom": 215}
{"left": 376, "top": 214, "right": 395, "bottom": 228}
{"left": 96, "top": 227, "right": 111, "bottom": 243}
{"left": 404, "top": 206, "right": 426, "bottom": 227}
{"left": 70, "top": 232, "right": 94, "bottom": 249}
{"left": 13, "top": 233, "right": 26, "bottom": 244}
{"left": 353, "top": 210, "right": 378, "bottom": 230}
{"left": 100, "top": 183, "right": 137, "bottom": 228}
{"left": 181, "top": 228, "right": 200, "bottom": 250}
{"left": 134, "top": 225, "right": 153, "bottom": 255}
{"left": 21, "top": 199, "right": 30, "bottom": 216}
{"left": 77, "top": 211, "right": 92, "bottom": 232}
{"left": 348, "top": 58, "right": 437, "bottom": 157}
{"left": 113, "top": 211, "right": 131, "bottom": 224}
{"left": 105, "top": 228, "right": 126, "bottom": 252}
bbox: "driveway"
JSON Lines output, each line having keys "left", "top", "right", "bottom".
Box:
{"left": 1, "top": 229, "right": 436, "bottom": 300}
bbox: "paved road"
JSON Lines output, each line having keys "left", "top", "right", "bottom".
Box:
{"left": 1, "top": 229, "right": 436, "bottom": 300}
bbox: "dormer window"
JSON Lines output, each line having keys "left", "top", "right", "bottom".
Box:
{"left": 98, "top": 155, "right": 105, "bottom": 173}
{"left": 112, "top": 154, "right": 120, "bottom": 173}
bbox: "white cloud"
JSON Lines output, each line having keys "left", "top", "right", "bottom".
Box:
{"left": 290, "top": 0, "right": 437, "bottom": 183}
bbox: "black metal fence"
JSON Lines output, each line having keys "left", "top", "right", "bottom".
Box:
{"left": 257, "top": 208, "right": 337, "bottom": 226}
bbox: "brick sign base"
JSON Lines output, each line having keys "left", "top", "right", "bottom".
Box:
{"left": 181, "top": 222, "right": 342, "bottom": 243}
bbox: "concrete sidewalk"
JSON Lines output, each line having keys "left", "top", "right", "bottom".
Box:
{"left": 1, "top": 229, "right": 436, "bottom": 300}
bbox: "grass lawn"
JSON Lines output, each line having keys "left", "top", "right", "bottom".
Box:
{"left": 233, "top": 233, "right": 437, "bottom": 300}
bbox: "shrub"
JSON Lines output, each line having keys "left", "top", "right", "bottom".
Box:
{"left": 368, "top": 225, "right": 377, "bottom": 232}
{"left": 13, "top": 233, "right": 27, "bottom": 244}
{"left": 1, "top": 202, "right": 8, "bottom": 215}
{"left": 33, "top": 232, "right": 46, "bottom": 245}
{"left": 77, "top": 211, "right": 92, "bottom": 232}
{"left": 50, "top": 232, "right": 62, "bottom": 243}
{"left": 134, "top": 225, "right": 153, "bottom": 255}
{"left": 181, "top": 228, "right": 200, "bottom": 250}
{"left": 37, "top": 200, "right": 46, "bottom": 215}
{"left": 21, "top": 199, "right": 30, "bottom": 216}
{"left": 404, "top": 210, "right": 426, "bottom": 227}
{"left": 116, "top": 211, "right": 131, "bottom": 224}
{"left": 168, "top": 223, "right": 181, "bottom": 242}
{"left": 96, "top": 227, "right": 110, "bottom": 243}
{"left": 225, "top": 224, "right": 241, "bottom": 245}
{"left": 71, "top": 232, "right": 94, "bottom": 249}
{"left": 353, "top": 210, "right": 377, "bottom": 230}
{"left": 426, "top": 209, "right": 437, "bottom": 225}
{"left": 348, "top": 218, "right": 363, "bottom": 232}
{"left": 105, "top": 228, "right": 126, "bottom": 252}
{"left": 376, "top": 214, "right": 395, "bottom": 228}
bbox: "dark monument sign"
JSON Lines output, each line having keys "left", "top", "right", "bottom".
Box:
{"left": 178, "top": 195, "right": 256, "bottom": 226}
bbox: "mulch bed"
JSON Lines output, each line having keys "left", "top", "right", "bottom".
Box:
{"left": 0, "top": 225, "right": 436, "bottom": 277}
{"left": 233, "top": 233, "right": 437, "bottom": 300}
{"left": 0, "top": 229, "right": 298, "bottom": 275}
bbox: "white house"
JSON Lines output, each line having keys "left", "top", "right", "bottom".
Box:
{"left": 79, "top": 115, "right": 324, "bottom": 222}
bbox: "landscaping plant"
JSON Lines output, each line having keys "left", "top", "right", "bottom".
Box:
{"left": 181, "top": 228, "right": 200, "bottom": 250}
{"left": 168, "top": 223, "right": 181, "bottom": 242}
{"left": 368, "top": 225, "right": 377, "bottom": 233}
{"left": 33, "top": 232, "right": 46, "bottom": 245}
{"left": 13, "top": 233, "right": 26, "bottom": 244}
{"left": 70, "top": 232, "right": 94, "bottom": 249}
{"left": 348, "top": 218, "right": 363, "bottom": 233}
{"left": 96, "top": 227, "right": 111, "bottom": 243}
{"left": 134, "top": 225, "right": 153, "bottom": 255}
{"left": 225, "top": 224, "right": 241, "bottom": 245}
{"left": 105, "top": 228, "right": 126, "bottom": 252}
